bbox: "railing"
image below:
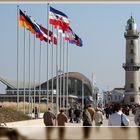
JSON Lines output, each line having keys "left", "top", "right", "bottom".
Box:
{"left": 124, "top": 31, "right": 139, "bottom": 37}
{"left": 122, "top": 63, "right": 140, "bottom": 67}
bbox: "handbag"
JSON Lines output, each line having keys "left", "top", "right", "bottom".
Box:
{"left": 100, "top": 121, "right": 103, "bottom": 124}
{"left": 121, "top": 114, "right": 125, "bottom": 126}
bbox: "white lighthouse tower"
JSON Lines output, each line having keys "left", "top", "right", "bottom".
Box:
{"left": 123, "top": 16, "right": 140, "bottom": 104}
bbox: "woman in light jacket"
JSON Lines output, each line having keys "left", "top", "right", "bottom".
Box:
{"left": 94, "top": 107, "right": 103, "bottom": 126}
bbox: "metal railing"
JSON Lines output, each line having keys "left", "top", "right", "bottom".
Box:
{"left": 124, "top": 31, "right": 139, "bottom": 37}
{"left": 122, "top": 63, "right": 140, "bottom": 67}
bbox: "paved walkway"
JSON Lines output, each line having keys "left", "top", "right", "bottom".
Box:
{"left": 3, "top": 114, "right": 139, "bottom": 140}
{"left": 6, "top": 113, "right": 136, "bottom": 127}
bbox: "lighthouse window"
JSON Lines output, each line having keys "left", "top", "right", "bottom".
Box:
{"left": 130, "top": 97, "right": 134, "bottom": 102}
{"left": 130, "top": 59, "right": 133, "bottom": 63}
{"left": 130, "top": 83, "right": 134, "bottom": 89}
{"left": 130, "top": 40, "right": 134, "bottom": 45}
{"left": 130, "top": 49, "right": 134, "bottom": 54}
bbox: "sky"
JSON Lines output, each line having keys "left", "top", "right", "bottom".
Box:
{"left": 1, "top": 3, "right": 140, "bottom": 93}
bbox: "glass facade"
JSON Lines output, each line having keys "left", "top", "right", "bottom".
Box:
{"left": 0, "top": 72, "right": 94, "bottom": 102}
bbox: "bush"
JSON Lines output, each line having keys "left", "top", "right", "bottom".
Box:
{"left": 0, "top": 107, "right": 31, "bottom": 123}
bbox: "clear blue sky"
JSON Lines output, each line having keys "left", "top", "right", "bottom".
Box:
{"left": 1, "top": 3, "right": 140, "bottom": 93}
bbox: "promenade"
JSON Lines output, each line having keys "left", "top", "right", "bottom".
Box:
{"left": 1, "top": 114, "right": 139, "bottom": 140}
{"left": 6, "top": 113, "right": 136, "bottom": 127}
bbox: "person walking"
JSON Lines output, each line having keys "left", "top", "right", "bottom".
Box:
{"left": 134, "top": 105, "right": 140, "bottom": 126}
{"left": 74, "top": 107, "right": 81, "bottom": 123}
{"left": 104, "top": 105, "right": 110, "bottom": 119}
{"left": 94, "top": 107, "right": 103, "bottom": 126}
{"left": 43, "top": 108, "right": 56, "bottom": 126}
{"left": 32, "top": 106, "right": 38, "bottom": 119}
{"left": 108, "top": 103, "right": 130, "bottom": 126}
{"left": 82, "top": 106, "right": 92, "bottom": 126}
{"left": 87, "top": 104, "right": 95, "bottom": 122}
{"left": 68, "top": 107, "right": 74, "bottom": 123}
{"left": 57, "top": 109, "right": 68, "bottom": 126}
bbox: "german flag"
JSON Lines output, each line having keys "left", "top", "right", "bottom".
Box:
{"left": 19, "top": 9, "right": 28, "bottom": 29}
{"left": 25, "top": 15, "right": 35, "bottom": 34}
{"left": 19, "top": 9, "right": 35, "bottom": 34}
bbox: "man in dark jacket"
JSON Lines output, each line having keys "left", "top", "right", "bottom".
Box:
{"left": 43, "top": 108, "right": 56, "bottom": 126}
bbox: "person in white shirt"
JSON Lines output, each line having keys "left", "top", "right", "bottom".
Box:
{"left": 94, "top": 107, "right": 103, "bottom": 126}
{"left": 108, "top": 103, "right": 130, "bottom": 126}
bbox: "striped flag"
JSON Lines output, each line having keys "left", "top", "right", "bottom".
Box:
{"left": 19, "top": 9, "right": 57, "bottom": 44}
{"left": 19, "top": 9, "right": 28, "bottom": 29}
{"left": 65, "top": 28, "right": 83, "bottom": 47}
{"left": 49, "top": 6, "right": 70, "bottom": 32}
{"left": 39, "top": 24, "right": 57, "bottom": 45}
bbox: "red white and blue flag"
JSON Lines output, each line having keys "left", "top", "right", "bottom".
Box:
{"left": 65, "top": 27, "right": 83, "bottom": 47}
{"left": 29, "top": 18, "right": 57, "bottom": 45}
{"left": 49, "top": 6, "right": 70, "bottom": 32}
{"left": 39, "top": 24, "right": 57, "bottom": 45}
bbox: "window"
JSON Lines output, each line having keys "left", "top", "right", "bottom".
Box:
{"left": 130, "top": 40, "right": 134, "bottom": 45}
{"left": 130, "top": 59, "right": 133, "bottom": 63}
{"left": 115, "top": 95, "right": 117, "bottom": 100}
{"left": 130, "top": 83, "right": 134, "bottom": 89}
{"left": 130, "top": 97, "right": 134, "bottom": 102}
{"left": 119, "top": 95, "right": 121, "bottom": 100}
{"left": 130, "top": 49, "right": 134, "bottom": 54}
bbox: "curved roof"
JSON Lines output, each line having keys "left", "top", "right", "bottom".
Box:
{"left": 0, "top": 76, "right": 16, "bottom": 89}
{"left": 40, "top": 72, "right": 93, "bottom": 95}
{"left": 0, "top": 76, "right": 38, "bottom": 89}
{"left": 0, "top": 72, "right": 93, "bottom": 94}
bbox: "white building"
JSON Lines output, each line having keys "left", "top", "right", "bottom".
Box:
{"left": 103, "top": 88, "right": 124, "bottom": 106}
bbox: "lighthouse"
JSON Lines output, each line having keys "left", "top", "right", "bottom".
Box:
{"left": 123, "top": 16, "right": 140, "bottom": 104}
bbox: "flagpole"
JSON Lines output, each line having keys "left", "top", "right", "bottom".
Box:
{"left": 66, "top": 40, "right": 69, "bottom": 108}
{"left": 47, "top": 3, "right": 49, "bottom": 111}
{"left": 59, "top": 32, "right": 62, "bottom": 108}
{"left": 56, "top": 29, "right": 59, "bottom": 114}
{"left": 51, "top": 26, "right": 54, "bottom": 111}
{"left": 62, "top": 35, "right": 65, "bottom": 108}
{"left": 92, "top": 72, "right": 93, "bottom": 95}
{"left": 92, "top": 72, "right": 95, "bottom": 104}
{"left": 28, "top": 30, "right": 31, "bottom": 116}
{"left": 23, "top": 11, "right": 26, "bottom": 114}
{"left": 39, "top": 40, "right": 42, "bottom": 118}
{"left": 33, "top": 34, "right": 36, "bottom": 112}
{"left": 17, "top": 5, "right": 19, "bottom": 111}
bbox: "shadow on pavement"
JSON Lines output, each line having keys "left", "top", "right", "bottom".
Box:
{"left": 0, "top": 127, "right": 140, "bottom": 140}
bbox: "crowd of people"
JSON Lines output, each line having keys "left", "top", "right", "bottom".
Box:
{"left": 40, "top": 103, "right": 140, "bottom": 126}
{"left": 104, "top": 103, "right": 140, "bottom": 126}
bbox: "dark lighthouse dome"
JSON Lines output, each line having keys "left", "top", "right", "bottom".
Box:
{"left": 126, "top": 16, "right": 137, "bottom": 31}
{"left": 127, "top": 16, "right": 135, "bottom": 24}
